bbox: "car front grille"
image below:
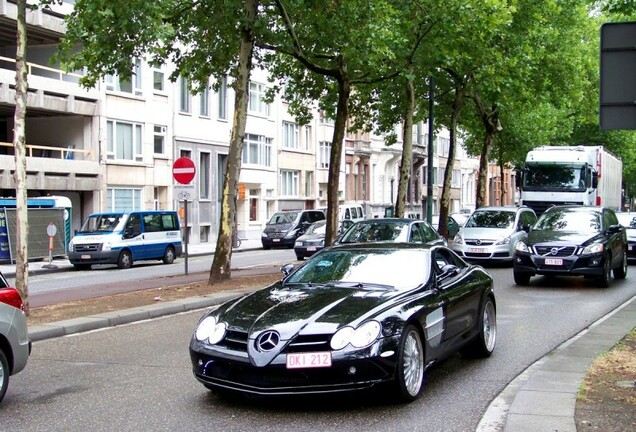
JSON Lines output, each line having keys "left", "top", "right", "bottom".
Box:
{"left": 465, "top": 240, "right": 494, "bottom": 246}
{"left": 217, "top": 330, "right": 331, "bottom": 354}
{"left": 533, "top": 246, "right": 576, "bottom": 257}
{"left": 74, "top": 243, "right": 102, "bottom": 252}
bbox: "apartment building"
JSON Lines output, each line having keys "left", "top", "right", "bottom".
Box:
{"left": 0, "top": 1, "right": 515, "bottom": 251}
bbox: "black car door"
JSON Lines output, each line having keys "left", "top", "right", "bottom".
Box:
{"left": 432, "top": 248, "right": 481, "bottom": 350}
{"left": 604, "top": 209, "right": 624, "bottom": 268}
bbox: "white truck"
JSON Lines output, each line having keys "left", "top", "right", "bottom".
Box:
{"left": 518, "top": 145, "right": 622, "bottom": 216}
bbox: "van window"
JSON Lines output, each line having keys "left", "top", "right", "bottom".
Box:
{"left": 161, "top": 214, "right": 179, "bottom": 230}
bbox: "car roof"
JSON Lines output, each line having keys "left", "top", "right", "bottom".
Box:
{"left": 329, "top": 241, "right": 439, "bottom": 252}
{"left": 544, "top": 205, "right": 605, "bottom": 213}
{"left": 353, "top": 217, "right": 421, "bottom": 223}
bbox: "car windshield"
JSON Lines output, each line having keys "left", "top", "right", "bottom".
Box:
{"left": 285, "top": 249, "right": 430, "bottom": 291}
{"left": 306, "top": 221, "right": 326, "bottom": 235}
{"left": 79, "top": 214, "right": 124, "bottom": 233}
{"left": 465, "top": 211, "right": 515, "bottom": 229}
{"left": 338, "top": 221, "right": 408, "bottom": 243}
{"left": 268, "top": 212, "right": 299, "bottom": 224}
{"left": 534, "top": 209, "right": 601, "bottom": 232}
{"left": 522, "top": 162, "right": 587, "bottom": 191}
{"left": 616, "top": 213, "right": 636, "bottom": 229}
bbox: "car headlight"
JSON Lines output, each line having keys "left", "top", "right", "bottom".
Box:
{"left": 453, "top": 234, "right": 464, "bottom": 244}
{"left": 102, "top": 242, "right": 112, "bottom": 251}
{"left": 330, "top": 321, "right": 381, "bottom": 350}
{"left": 515, "top": 241, "right": 529, "bottom": 253}
{"left": 284, "top": 230, "right": 298, "bottom": 239}
{"left": 195, "top": 316, "right": 227, "bottom": 344}
{"left": 261, "top": 232, "right": 268, "bottom": 238}
{"left": 582, "top": 243, "right": 604, "bottom": 255}
{"left": 68, "top": 242, "right": 74, "bottom": 252}
{"left": 495, "top": 235, "right": 511, "bottom": 245}
{"left": 319, "top": 239, "right": 324, "bottom": 246}
{"left": 295, "top": 241, "right": 303, "bottom": 247}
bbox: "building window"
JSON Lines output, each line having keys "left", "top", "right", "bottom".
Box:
{"left": 180, "top": 149, "right": 192, "bottom": 159}
{"left": 218, "top": 75, "right": 227, "bottom": 120}
{"left": 280, "top": 170, "right": 300, "bottom": 196}
{"left": 216, "top": 75, "right": 227, "bottom": 120}
{"left": 305, "top": 171, "right": 313, "bottom": 197}
{"left": 319, "top": 141, "right": 331, "bottom": 169}
{"left": 106, "top": 58, "right": 142, "bottom": 96}
{"left": 107, "top": 120, "right": 143, "bottom": 161}
{"left": 107, "top": 188, "right": 142, "bottom": 212}
{"left": 303, "top": 125, "right": 312, "bottom": 150}
{"left": 319, "top": 111, "right": 335, "bottom": 125}
{"left": 242, "top": 134, "right": 272, "bottom": 166}
{"left": 200, "top": 226, "right": 210, "bottom": 243}
{"left": 452, "top": 169, "right": 461, "bottom": 187}
{"left": 152, "top": 64, "right": 165, "bottom": 92}
{"left": 153, "top": 125, "right": 166, "bottom": 155}
{"left": 180, "top": 76, "right": 191, "bottom": 113}
{"left": 199, "top": 152, "right": 210, "bottom": 199}
{"left": 248, "top": 81, "right": 270, "bottom": 116}
{"left": 282, "top": 121, "right": 299, "bottom": 149}
{"left": 199, "top": 85, "right": 210, "bottom": 117}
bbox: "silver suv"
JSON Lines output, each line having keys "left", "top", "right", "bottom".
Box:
{"left": 451, "top": 206, "right": 537, "bottom": 263}
{"left": 0, "top": 271, "right": 30, "bottom": 403}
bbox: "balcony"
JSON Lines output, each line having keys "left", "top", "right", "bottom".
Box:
{"left": 0, "top": 141, "right": 100, "bottom": 191}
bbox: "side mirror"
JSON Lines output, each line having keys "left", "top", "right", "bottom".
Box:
{"left": 607, "top": 224, "right": 621, "bottom": 234}
{"left": 592, "top": 172, "right": 599, "bottom": 189}
{"left": 439, "top": 264, "right": 460, "bottom": 281}
{"left": 522, "top": 224, "right": 531, "bottom": 233}
{"left": 281, "top": 263, "right": 295, "bottom": 277}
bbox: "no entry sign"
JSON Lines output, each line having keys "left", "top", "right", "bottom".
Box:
{"left": 173, "top": 157, "right": 196, "bottom": 184}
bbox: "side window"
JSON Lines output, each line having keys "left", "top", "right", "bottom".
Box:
{"left": 345, "top": 208, "right": 351, "bottom": 219}
{"left": 419, "top": 222, "right": 437, "bottom": 242}
{"left": 606, "top": 210, "right": 618, "bottom": 226}
{"left": 126, "top": 214, "right": 142, "bottom": 236}
{"left": 409, "top": 224, "right": 424, "bottom": 243}
{"left": 161, "top": 214, "right": 178, "bottom": 230}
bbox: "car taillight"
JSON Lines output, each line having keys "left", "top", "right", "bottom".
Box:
{"left": 0, "top": 287, "right": 25, "bottom": 311}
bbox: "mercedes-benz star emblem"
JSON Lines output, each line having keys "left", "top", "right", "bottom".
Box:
{"left": 257, "top": 330, "right": 280, "bottom": 352}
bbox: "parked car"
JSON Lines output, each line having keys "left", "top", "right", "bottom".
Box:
{"left": 261, "top": 210, "right": 325, "bottom": 249}
{"left": 0, "top": 271, "right": 30, "bottom": 403}
{"left": 513, "top": 205, "right": 628, "bottom": 287}
{"left": 293, "top": 220, "right": 327, "bottom": 260}
{"left": 189, "top": 243, "right": 496, "bottom": 402}
{"left": 431, "top": 212, "right": 471, "bottom": 238}
{"left": 616, "top": 212, "right": 636, "bottom": 261}
{"left": 68, "top": 210, "right": 183, "bottom": 270}
{"left": 336, "top": 218, "right": 446, "bottom": 246}
{"left": 452, "top": 206, "right": 537, "bottom": 263}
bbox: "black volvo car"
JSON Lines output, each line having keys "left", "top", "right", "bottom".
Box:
{"left": 513, "top": 205, "right": 628, "bottom": 288}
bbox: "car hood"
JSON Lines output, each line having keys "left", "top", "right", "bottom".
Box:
{"left": 264, "top": 223, "right": 293, "bottom": 233}
{"left": 526, "top": 230, "right": 600, "bottom": 246}
{"left": 212, "top": 282, "right": 421, "bottom": 366}
{"left": 460, "top": 227, "right": 512, "bottom": 240}
{"left": 296, "top": 232, "right": 324, "bottom": 242}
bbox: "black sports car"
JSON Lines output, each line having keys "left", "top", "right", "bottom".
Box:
{"left": 189, "top": 243, "right": 496, "bottom": 402}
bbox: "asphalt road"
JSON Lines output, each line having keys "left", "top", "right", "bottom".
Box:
{"left": 1, "top": 264, "right": 634, "bottom": 432}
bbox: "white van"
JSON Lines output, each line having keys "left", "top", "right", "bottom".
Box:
{"left": 68, "top": 211, "right": 183, "bottom": 270}
{"left": 339, "top": 203, "right": 365, "bottom": 222}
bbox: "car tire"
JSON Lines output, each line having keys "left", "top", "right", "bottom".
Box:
{"left": 0, "top": 349, "right": 9, "bottom": 403}
{"left": 117, "top": 250, "right": 133, "bottom": 269}
{"left": 393, "top": 324, "right": 425, "bottom": 402}
{"left": 296, "top": 255, "right": 304, "bottom": 261}
{"left": 262, "top": 245, "right": 271, "bottom": 250}
{"left": 162, "top": 246, "right": 176, "bottom": 264}
{"left": 613, "top": 249, "right": 627, "bottom": 280}
{"left": 461, "top": 296, "right": 497, "bottom": 358}
{"left": 73, "top": 264, "right": 91, "bottom": 271}
{"left": 513, "top": 270, "right": 530, "bottom": 285}
{"left": 597, "top": 255, "right": 612, "bottom": 288}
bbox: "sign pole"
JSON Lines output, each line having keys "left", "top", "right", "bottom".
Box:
{"left": 43, "top": 222, "right": 58, "bottom": 269}
{"left": 184, "top": 199, "right": 189, "bottom": 275}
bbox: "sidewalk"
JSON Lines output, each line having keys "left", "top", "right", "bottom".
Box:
{"left": 477, "top": 294, "right": 636, "bottom": 432}
{"left": 0, "top": 238, "right": 264, "bottom": 279}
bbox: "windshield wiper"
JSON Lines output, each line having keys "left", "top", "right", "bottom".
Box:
{"left": 324, "top": 281, "right": 395, "bottom": 291}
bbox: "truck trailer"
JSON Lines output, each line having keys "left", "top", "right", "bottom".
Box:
{"left": 518, "top": 145, "right": 622, "bottom": 216}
